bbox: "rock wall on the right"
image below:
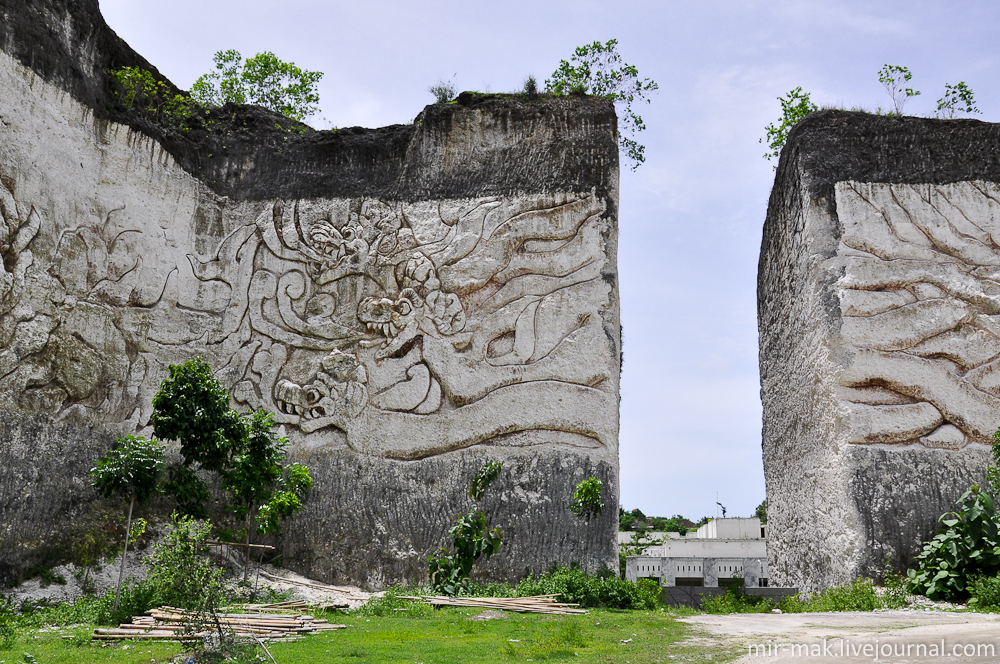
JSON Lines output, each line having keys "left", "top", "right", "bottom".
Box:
{"left": 759, "top": 111, "right": 1000, "bottom": 591}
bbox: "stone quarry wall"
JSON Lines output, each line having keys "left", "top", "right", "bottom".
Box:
{"left": 0, "top": 0, "right": 620, "bottom": 587}
{"left": 759, "top": 110, "right": 1000, "bottom": 590}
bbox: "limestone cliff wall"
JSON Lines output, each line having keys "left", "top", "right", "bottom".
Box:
{"left": 760, "top": 110, "right": 1000, "bottom": 590}
{"left": 0, "top": 0, "right": 620, "bottom": 587}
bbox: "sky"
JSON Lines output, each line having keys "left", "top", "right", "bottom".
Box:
{"left": 98, "top": 0, "right": 1000, "bottom": 522}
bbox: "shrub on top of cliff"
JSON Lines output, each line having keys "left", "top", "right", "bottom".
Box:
{"left": 545, "top": 39, "right": 658, "bottom": 170}
{"left": 428, "top": 75, "right": 457, "bottom": 103}
{"left": 760, "top": 86, "right": 818, "bottom": 165}
{"left": 878, "top": 64, "right": 921, "bottom": 115}
{"left": 109, "top": 67, "right": 198, "bottom": 130}
{"left": 428, "top": 461, "right": 504, "bottom": 596}
{"left": 521, "top": 75, "right": 539, "bottom": 100}
{"left": 936, "top": 81, "right": 981, "bottom": 119}
{"left": 191, "top": 50, "right": 323, "bottom": 122}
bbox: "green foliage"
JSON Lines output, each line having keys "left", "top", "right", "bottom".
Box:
{"left": 545, "top": 39, "right": 658, "bottom": 170}
{"left": 94, "top": 578, "right": 159, "bottom": 627}
{"left": 760, "top": 86, "right": 818, "bottom": 163}
{"left": 109, "top": 67, "right": 197, "bottom": 129}
{"left": 907, "top": 485, "right": 1000, "bottom": 600}
{"left": 805, "top": 577, "right": 881, "bottom": 612}
{"left": 521, "top": 75, "right": 539, "bottom": 99}
{"left": 969, "top": 574, "right": 1000, "bottom": 611}
{"left": 702, "top": 587, "right": 771, "bottom": 614}
{"left": 161, "top": 464, "right": 212, "bottom": 519}
{"left": 428, "top": 462, "right": 504, "bottom": 595}
{"left": 568, "top": 477, "right": 605, "bottom": 522}
{"left": 192, "top": 50, "right": 322, "bottom": 122}
{"left": 514, "top": 566, "right": 661, "bottom": 610}
{"left": 0, "top": 615, "right": 15, "bottom": 650}
{"left": 878, "top": 64, "right": 921, "bottom": 115}
{"left": 153, "top": 357, "right": 242, "bottom": 476}
{"left": 755, "top": 499, "right": 767, "bottom": 524}
{"left": 936, "top": 82, "right": 980, "bottom": 118}
{"left": 147, "top": 513, "right": 225, "bottom": 613}
{"left": 428, "top": 75, "right": 457, "bottom": 104}
{"left": 89, "top": 435, "right": 165, "bottom": 504}
{"left": 355, "top": 586, "right": 434, "bottom": 618}
{"left": 986, "top": 428, "right": 1000, "bottom": 496}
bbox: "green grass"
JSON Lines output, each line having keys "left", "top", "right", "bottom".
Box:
{"left": 0, "top": 606, "right": 739, "bottom": 664}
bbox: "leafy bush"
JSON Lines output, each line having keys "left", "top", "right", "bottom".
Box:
{"left": 110, "top": 67, "right": 197, "bottom": 129}
{"left": 191, "top": 50, "right": 322, "bottom": 122}
{"left": 907, "top": 485, "right": 1000, "bottom": 600}
{"left": 514, "top": 566, "right": 660, "bottom": 610}
{"left": 355, "top": 586, "right": 433, "bottom": 618}
{"left": 760, "top": 87, "right": 817, "bottom": 163}
{"left": 805, "top": 577, "right": 880, "bottom": 612}
{"left": 146, "top": 513, "right": 225, "bottom": 613}
{"left": 0, "top": 615, "right": 15, "bottom": 650}
{"left": 545, "top": 39, "right": 657, "bottom": 170}
{"left": 702, "top": 588, "right": 770, "bottom": 614}
{"left": 94, "top": 579, "right": 159, "bottom": 626}
{"left": 969, "top": 574, "right": 1000, "bottom": 611}
{"left": 428, "top": 76, "right": 457, "bottom": 104}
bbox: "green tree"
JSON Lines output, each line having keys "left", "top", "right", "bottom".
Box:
{"left": 761, "top": 86, "right": 818, "bottom": 164}
{"left": 146, "top": 514, "right": 225, "bottom": 616}
{"left": 428, "top": 462, "right": 504, "bottom": 595}
{"left": 152, "top": 357, "right": 312, "bottom": 580}
{"left": 109, "top": 66, "right": 196, "bottom": 129}
{"left": 545, "top": 39, "right": 658, "bottom": 170}
{"left": 936, "top": 82, "right": 980, "bottom": 119}
{"left": 191, "top": 50, "right": 323, "bottom": 122}
{"left": 428, "top": 74, "right": 456, "bottom": 104}
{"left": 755, "top": 499, "right": 767, "bottom": 524}
{"left": 89, "top": 435, "right": 164, "bottom": 612}
{"left": 224, "top": 409, "right": 312, "bottom": 581}
{"left": 878, "top": 64, "right": 921, "bottom": 115}
{"left": 568, "top": 477, "right": 605, "bottom": 571}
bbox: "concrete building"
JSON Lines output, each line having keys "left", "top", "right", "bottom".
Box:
{"left": 623, "top": 518, "right": 768, "bottom": 588}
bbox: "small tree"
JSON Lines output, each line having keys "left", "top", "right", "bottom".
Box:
{"left": 428, "top": 461, "right": 504, "bottom": 595}
{"left": 760, "top": 86, "right": 818, "bottom": 164}
{"left": 428, "top": 74, "right": 457, "bottom": 104}
{"left": 936, "top": 82, "right": 980, "bottom": 119}
{"left": 89, "top": 435, "right": 164, "bottom": 612}
{"left": 224, "top": 409, "right": 312, "bottom": 581}
{"left": 878, "top": 64, "right": 921, "bottom": 115}
{"left": 568, "top": 477, "right": 605, "bottom": 572}
{"left": 191, "top": 50, "right": 323, "bottom": 122}
{"left": 545, "top": 39, "right": 658, "bottom": 170}
{"left": 755, "top": 499, "right": 767, "bottom": 524}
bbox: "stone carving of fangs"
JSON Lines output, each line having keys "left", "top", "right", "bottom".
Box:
{"left": 188, "top": 192, "right": 618, "bottom": 459}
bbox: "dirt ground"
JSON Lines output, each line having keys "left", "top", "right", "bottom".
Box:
{"left": 681, "top": 609, "right": 1000, "bottom": 663}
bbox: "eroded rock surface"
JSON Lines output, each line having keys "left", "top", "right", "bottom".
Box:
{"left": 759, "top": 111, "right": 1000, "bottom": 591}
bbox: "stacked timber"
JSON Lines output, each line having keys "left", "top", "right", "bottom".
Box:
{"left": 91, "top": 604, "right": 346, "bottom": 642}
{"left": 401, "top": 595, "right": 587, "bottom": 615}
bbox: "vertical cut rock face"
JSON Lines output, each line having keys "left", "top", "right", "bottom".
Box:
{"left": 759, "top": 110, "right": 1000, "bottom": 590}
{"left": 0, "top": 0, "right": 620, "bottom": 587}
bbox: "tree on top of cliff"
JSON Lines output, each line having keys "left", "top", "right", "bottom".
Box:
{"left": 191, "top": 50, "right": 323, "bottom": 122}
{"left": 545, "top": 39, "right": 658, "bottom": 170}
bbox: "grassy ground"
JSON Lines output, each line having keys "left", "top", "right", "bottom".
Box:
{"left": 1, "top": 607, "right": 744, "bottom": 664}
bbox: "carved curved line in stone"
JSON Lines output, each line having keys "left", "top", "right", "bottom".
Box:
{"left": 840, "top": 257, "right": 1000, "bottom": 314}
{"left": 846, "top": 401, "right": 944, "bottom": 444}
{"left": 371, "top": 362, "right": 431, "bottom": 411}
{"left": 413, "top": 374, "right": 442, "bottom": 414}
{"left": 484, "top": 262, "right": 603, "bottom": 314}
{"left": 343, "top": 380, "right": 615, "bottom": 460}
{"left": 247, "top": 271, "right": 339, "bottom": 351}
{"left": 204, "top": 234, "right": 260, "bottom": 344}
{"left": 275, "top": 270, "right": 359, "bottom": 341}
{"left": 906, "top": 327, "right": 1000, "bottom": 370}
{"left": 493, "top": 215, "right": 604, "bottom": 286}
{"left": 438, "top": 196, "right": 604, "bottom": 295}
{"left": 841, "top": 349, "right": 1000, "bottom": 444}
{"left": 256, "top": 205, "right": 322, "bottom": 264}
{"left": 890, "top": 184, "right": 1000, "bottom": 266}
{"left": 925, "top": 186, "right": 999, "bottom": 252}
{"left": 424, "top": 322, "right": 612, "bottom": 406}
{"left": 840, "top": 298, "right": 970, "bottom": 351}
{"left": 187, "top": 223, "right": 258, "bottom": 283}
{"left": 0, "top": 181, "right": 19, "bottom": 234}
{"left": 839, "top": 288, "right": 916, "bottom": 317}
{"left": 420, "top": 201, "right": 501, "bottom": 267}
{"left": 488, "top": 301, "right": 538, "bottom": 366}
{"left": 840, "top": 183, "right": 941, "bottom": 261}
{"left": 11, "top": 207, "right": 41, "bottom": 254}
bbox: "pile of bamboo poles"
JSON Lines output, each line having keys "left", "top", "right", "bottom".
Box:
{"left": 91, "top": 604, "right": 346, "bottom": 642}
{"left": 400, "top": 594, "right": 588, "bottom": 615}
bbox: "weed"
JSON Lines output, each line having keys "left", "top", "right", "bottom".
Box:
{"left": 969, "top": 574, "right": 1000, "bottom": 611}
{"left": 429, "top": 75, "right": 457, "bottom": 104}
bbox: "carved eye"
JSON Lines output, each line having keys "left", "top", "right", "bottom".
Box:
{"left": 395, "top": 300, "right": 412, "bottom": 316}
{"left": 305, "top": 387, "right": 323, "bottom": 405}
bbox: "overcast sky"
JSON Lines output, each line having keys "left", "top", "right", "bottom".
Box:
{"left": 98, "top": 0, "right": 1000, "bottom": 522}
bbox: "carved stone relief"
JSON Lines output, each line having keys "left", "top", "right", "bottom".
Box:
{"left": 836, "top": 181, "right": 1000, "bottom": 451}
